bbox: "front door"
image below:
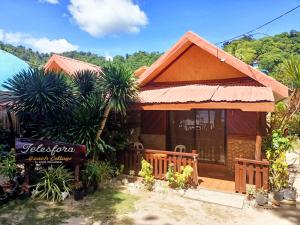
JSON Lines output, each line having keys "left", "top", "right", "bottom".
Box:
{"left": 168, "top": 110, "right": 226, "bottom": 164}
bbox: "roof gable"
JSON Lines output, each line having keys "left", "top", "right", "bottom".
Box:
{"left": 153, "top": 44, "right": 246, "bottom": 83}
{"left": 138, "top": 31, "right": 288, "bottom": 101}
{"left": 44, "top": 54, "right": 102, "bottom": 75}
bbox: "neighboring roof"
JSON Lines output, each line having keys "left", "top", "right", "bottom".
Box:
{"left": 137, "top": 85, "right": 274, "bottom": 104}
{"left": 44, "top": 54, "right": 102, "bottom": 75}
{"left": 0, "top": 50, "right": 30, "bottom": 90}
{"left": 138, "top": 31, "right": 288, "bottom": 101}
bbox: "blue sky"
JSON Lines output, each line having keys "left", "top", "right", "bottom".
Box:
{"left": 0, "top": 0, "right": 299, "bottom": 57}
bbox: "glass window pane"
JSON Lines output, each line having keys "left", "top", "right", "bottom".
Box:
{"left": 169, "top": 111, "right": 194, "bottom": 152}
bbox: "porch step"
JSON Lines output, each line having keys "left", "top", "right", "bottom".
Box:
{"left": 180, "top": 188, "right": 245, "bottom": 209}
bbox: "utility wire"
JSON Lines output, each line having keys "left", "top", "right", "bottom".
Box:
{"left": 215, "top": 5, "right": 300, "bottom": 45}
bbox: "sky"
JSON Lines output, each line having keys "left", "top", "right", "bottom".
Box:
{"left": 0, "top": 0, "right": 299, "bottom": 57}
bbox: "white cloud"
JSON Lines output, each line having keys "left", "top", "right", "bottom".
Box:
{"left": 68, "top": 0, "right": 148, "bottom": 37}
{"left": 0, "top": 29, "right": 78, "bottom": 53}
{"left": 39, "top": 0, "right": 59, "bottom": 4}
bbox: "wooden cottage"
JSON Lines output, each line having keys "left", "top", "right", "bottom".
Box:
{"left": 123, "top": 31, "right": 288, "bottom": 192}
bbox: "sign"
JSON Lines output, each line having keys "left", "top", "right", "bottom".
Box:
{"left": 15, "top": 138, "right": 86, "bottom": 165}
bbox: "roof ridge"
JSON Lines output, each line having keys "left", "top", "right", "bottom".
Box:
{"left": 52, "top": 54, "right": 102, "bottom": 69}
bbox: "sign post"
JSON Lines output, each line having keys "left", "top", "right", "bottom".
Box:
{"left": 15, "top": 138, "right": 86, "bottom": 186}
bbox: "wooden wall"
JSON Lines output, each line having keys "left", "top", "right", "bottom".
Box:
{"left": 153, "top": 44, "right": 246, "bottom": 84}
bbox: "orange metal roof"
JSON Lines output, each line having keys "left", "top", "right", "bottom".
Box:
{"left": 137, "top": 85, "right": 274, "bottom": 104}
{"left": 44, "top": 54, "right": 102, "bottom": 75}
{"left": 138, "top": 31, "right": 288, "bottom": 101}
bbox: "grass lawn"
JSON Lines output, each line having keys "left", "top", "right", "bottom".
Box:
{"left": 0, "top": 188, "right": 138, "bottom": 225}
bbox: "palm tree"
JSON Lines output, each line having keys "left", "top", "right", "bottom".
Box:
{"left": 278, "top": 55, "right": 300, "bottom": 128}
{"left": 95, "top": 64, "right": 138, "bottom": 143}
{"left": 73, "top": 70, "right": 98, "bottom": 98}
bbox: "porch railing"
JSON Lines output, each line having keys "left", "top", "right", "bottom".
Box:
{"left": 118, "top": 149, "right": 199, "bottom": 185}
{"left": 235, "top": 158, "right": 269, "bottom": 193}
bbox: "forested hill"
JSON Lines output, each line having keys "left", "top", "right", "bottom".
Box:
{"left": 0, "top": 42, "right": 162, "bottom": 72}
{"left": 223, "top": 30, "right": 300, "bottom": 77}
{"left": 0, "top": 30, "right": 299, "bottom": 77}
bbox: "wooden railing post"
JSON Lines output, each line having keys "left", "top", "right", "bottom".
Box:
{"left": 235, "top": 157, "right": 270, "bottom": 193}
{"left": 192, "top": 150, "right": 198, "bottom": 185}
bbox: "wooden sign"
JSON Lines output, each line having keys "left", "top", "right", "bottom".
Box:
{"left": 15, "top": 138, "right": 86, "bottom": 165}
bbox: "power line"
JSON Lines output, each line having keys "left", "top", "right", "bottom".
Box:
{"left": 215, "top": 5, "right": 300, "bottom": 45}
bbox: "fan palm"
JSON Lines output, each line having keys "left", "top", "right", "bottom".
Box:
{"left": 95, "top": 64, "right": 138, "bottom": 143}
{"left": 73, "top": 70, "right": 98, "bottom": 98}
{"left": 3, "top": 68, "right": 76, "bottom": 116}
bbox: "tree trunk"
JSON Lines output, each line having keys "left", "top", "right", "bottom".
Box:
{"left": 93, "top": 104, "right": 111, "bottom": 160}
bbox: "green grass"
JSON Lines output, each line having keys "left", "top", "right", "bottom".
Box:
{"left": 0, "top": 188, "right": 138, "bottom": 225}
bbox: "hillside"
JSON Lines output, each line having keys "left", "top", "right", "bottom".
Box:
{"left": 1, "top": 30, "right": 299, "bottom": 82}
{"left": 0, "top": 42, "right": 162, "bottom": 73}
{"left": 223, "top": 30, "right": 300, "bottom": 80}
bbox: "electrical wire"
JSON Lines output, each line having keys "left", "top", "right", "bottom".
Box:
{"left": 215, "top": 5, "right": 300, "bottom": 45}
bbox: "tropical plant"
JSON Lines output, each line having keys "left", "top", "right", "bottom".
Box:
{"left": 32, "top": 166, "right": 73, "bottom": 202}
{"left": 266, "top": 130, "right": 292, "bottom": 191}
{"left": 82, "top": 161, "right": 102, "bottom": 188}
{"left": 3, "top": 69, "right": 76, "bottom": 117}
{"left": 166, "top": 164, "right": 193, "bottom": 189}
{"left": 97, "top": 161, "right": 114, "bottom": 182}
{"left": 0, "top": 151, "right": 16, "bottom": 181}
{"left": 138, "top": 159, "right": 154, "bottom": 190}
{"left": 268, "top": 56, "right": 300, "bottom": 134}
{"left": 73, "top": 70, "right": 98, "bottom": 98}
{"left": 166, "top": 163, "right": 177, "bottom": 188}
{"left": 95, "top": 64, "right": 138, "bottom": 144}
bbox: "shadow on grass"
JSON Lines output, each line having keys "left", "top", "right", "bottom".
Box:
{"left": 76, "top": 188, "right": 137, "bottom": 224}
{"left": 0, "top": 199, "right": 74, "bottom": 225}
{"left": 0, "top": 188, "right": 138, "bottom": 225}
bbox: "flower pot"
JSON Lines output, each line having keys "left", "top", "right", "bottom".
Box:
{"left": 283, "top": 188, "right": 297, "bottom": 201}
{"left": 256, "top": 194, "right": 268, "bottom": 206}
{"left": 273, "top": 190, "right": 284, "bottom": 201}
{"left": 74, "top": 189, "right": 84, "bottom": 201}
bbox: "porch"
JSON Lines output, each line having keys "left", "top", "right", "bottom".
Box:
{"left": 118, "top": 148, "right": 269, "bottom": 193}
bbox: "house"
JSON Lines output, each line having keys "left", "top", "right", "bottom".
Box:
{"left": 44, "top": 54, "right": 102, "bottom": 75}
{"left": 123, "top": 31, "right": 288, "bottom": 192}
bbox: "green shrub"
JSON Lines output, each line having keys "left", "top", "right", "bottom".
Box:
{"left": 138, "top": 159, "right": 154, "bottom": 190}
{"left": 166, "top": 163, "right": 177, "bottom": 188}
{"left": 0, "top": 150, "right": 16, "bottom": 181}
{"left": 32, "top": 165, "right": 73, "bottom": 202}
{"left": 82, "top": 161, "right": 113, "bottom": 188}
{"left": 166, "top": 164, "right": 193, "bottom": 189}
{"left": 266, "top": 130, "right": 292, "bottom": 191}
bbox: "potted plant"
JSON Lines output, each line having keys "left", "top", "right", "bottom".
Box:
{"left": 255, "top": 188, "right": 268, "bottom": 206}
{"left": 246, "top": 186, "right": 255, "bottom": 201}
{"left": 74, "top": 181, "right": 84, "bottom": 201}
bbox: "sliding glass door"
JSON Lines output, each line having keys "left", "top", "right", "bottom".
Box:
{"left": 168, "top": 110, "right": 226, "bottom": 164}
